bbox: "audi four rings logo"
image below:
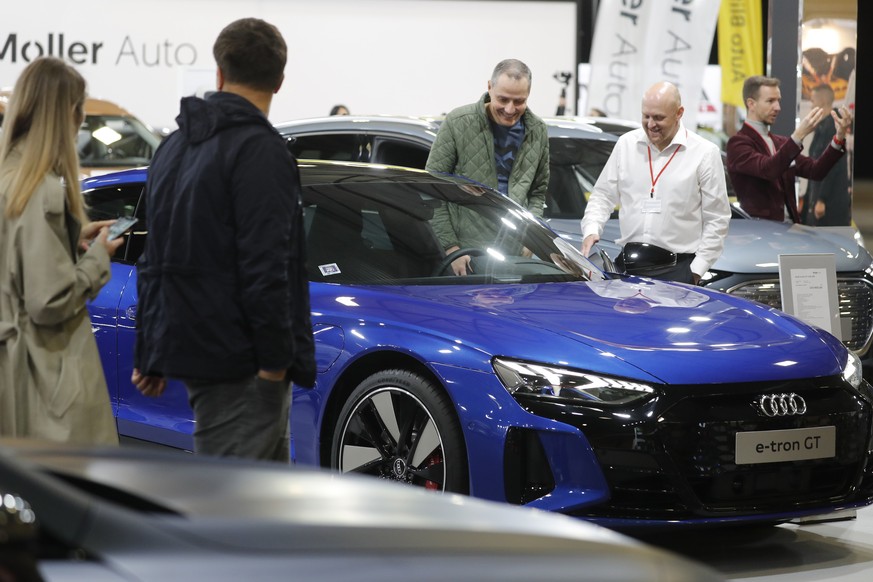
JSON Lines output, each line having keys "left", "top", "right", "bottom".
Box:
{"left": 755, "top": 393, "right": 807, "bottom": 417}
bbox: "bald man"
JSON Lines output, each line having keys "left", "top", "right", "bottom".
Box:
{"left": 580, "top": 82, "right": 730, "bottom": 284}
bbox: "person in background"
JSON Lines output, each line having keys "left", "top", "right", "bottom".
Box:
{"left": 804, "top": 83, "right": 851, "bottom": 226}
{"left": 131, "top": 18, "right": 316, "bottom": 461}
{"left": 0, "top": 57, "right": 123, "bottom": 445}
{"left": 580, "top": 81, "right": 730, "bottom": 285}
{"left": 726, "top": 75, "right": 852, "bottom": 222}
{"left": 426, "top": 58, "right": 549, "bottom": 275}
{"left": 330, "top": 104, "right": 350, "bottom": 116}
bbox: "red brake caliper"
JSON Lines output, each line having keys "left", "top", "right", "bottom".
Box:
{"left": 424, "top": 451, "right": 443, "bottom": 490}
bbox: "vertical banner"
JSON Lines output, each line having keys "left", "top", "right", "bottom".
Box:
{"left": 585, "top": 0, "right": 656, "bottom": 120}
{"left": 718, "top": 0, "right": 763, "bottom": 108}
{"left": 641, "top": 0, "right": 721, "bottom": 129}
{"left": 587, "top": 0, "right": 721, "bottom": 127}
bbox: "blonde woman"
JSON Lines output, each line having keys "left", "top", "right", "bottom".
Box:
{"left": 0, "top": 57, "right": 123, "bottom": 445}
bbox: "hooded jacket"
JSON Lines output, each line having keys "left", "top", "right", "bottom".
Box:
{"left": 134, "top": 92, "right": 315, "bottom": 386}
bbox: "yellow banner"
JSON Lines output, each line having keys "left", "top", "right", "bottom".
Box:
{"left": 718, "top": 0, "right": 763, "bottom": 108}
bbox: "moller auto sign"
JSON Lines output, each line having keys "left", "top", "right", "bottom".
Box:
{"left": 0, "top": 32, "right": 198, "bottom": 67}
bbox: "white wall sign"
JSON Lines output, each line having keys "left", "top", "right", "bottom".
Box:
{"left": 2, "top": 1, "right": 576, "bottom": 131}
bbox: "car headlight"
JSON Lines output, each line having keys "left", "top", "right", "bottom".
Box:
{"left": 843, "top": 350, "right": 863, "bottom": 389}
{"left": 493, "top": 358, "right": 656, "bottom": 406}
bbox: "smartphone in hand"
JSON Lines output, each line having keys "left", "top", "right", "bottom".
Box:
{"left": 107, "top": 216, "right": 138, "bottom": 241}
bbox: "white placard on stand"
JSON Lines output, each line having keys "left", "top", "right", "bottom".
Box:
{"left": 778, "top": 254, "right": 842, "bottom": 340}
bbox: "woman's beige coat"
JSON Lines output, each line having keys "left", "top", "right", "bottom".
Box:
{"left": 0, "top": 149, "right": 118, "bottom": 445}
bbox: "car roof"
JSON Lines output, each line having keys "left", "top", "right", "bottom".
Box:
{"left": 0, "top": 89, "right": 134, "bottom": 117}
{"left": 81, "top": 159, "right": 450, "bottom": 192}
{"left": 276, "top": 114, "right": 615, "bottom": 141}
{"left": 275, "top": 114, "right": 443, "bottom": 137}
{"left": 558, "top": 116, "right": 640, "bottom": 135}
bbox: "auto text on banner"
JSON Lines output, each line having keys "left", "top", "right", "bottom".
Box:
{"left": 718, "top": 0, "right": 764, "bottom": 108}
{"left": 640, "top": 0, "right": 721, "bottom": 130}
{"left": 585, "top": 0, "right": 656, "bottom": 120}
{"left": 587, "top": 1, "right": 721, "bottom": 127}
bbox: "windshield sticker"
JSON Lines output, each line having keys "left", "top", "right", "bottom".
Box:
{"left": 319, "top": 263, "right": 341, "bottom": 276}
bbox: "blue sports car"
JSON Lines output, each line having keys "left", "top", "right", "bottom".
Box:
{"left": 84, "top": 161, "right": 873, "bottom": 529}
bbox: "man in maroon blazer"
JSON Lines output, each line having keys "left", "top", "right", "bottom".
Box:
{"left": 726, "top": 75, "right": 852, "bottom": 222}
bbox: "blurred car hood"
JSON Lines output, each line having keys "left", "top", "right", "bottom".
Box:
{"left": 0, "top": 441, "right": 724, "bottom": 582}
{"left": 321, "top": 280, "right": 844, "bottom": 385}
{"left": 549, "top": 217, "right": 871, "bottom": 274}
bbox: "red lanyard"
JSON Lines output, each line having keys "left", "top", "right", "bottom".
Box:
{"left": 647, "top": 131, "right": 684, "bottom": 197}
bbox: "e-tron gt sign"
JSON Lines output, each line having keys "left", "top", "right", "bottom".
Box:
{"left": 735, "top": 426, "right": 836, "bottom": 464}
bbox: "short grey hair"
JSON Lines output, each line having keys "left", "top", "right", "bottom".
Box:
{"left": 491, "top": 59, "right": 532, "bottom": 86}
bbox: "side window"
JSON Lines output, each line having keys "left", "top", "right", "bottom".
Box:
{"left": 373, "top": 139, "right": 429, "bottom": 169}
{"left": 303, "top": 186, "right": 443, "bottom": 284}
{"left": 85, "top": 185, "right": 140, "bottom": 221}
{"left": 545, "top": 137, "right": 614, "bottom": 219}
{"left": 287, "top": 134, "right": 364, "bottom": 162}
{"left": 84, "top": 185, "right": 145, "bottom": 264}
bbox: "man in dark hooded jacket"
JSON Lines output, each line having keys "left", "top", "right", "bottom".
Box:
{"left": 131, "top": 18, "right": 315, "bottom": 462}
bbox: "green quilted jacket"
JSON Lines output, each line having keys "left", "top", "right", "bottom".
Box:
{"left": 426, "top": 93, "right": 549, "bottom": 215}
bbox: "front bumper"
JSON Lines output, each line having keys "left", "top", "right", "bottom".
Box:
{"left": 514, "top": 375, "right": 873, "bottom": 527}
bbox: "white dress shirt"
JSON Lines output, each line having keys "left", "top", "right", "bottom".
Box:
{"left": 580, "top": 123, "right": 730, "bottom": 276}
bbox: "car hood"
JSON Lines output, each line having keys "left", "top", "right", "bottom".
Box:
{"left": 330, "top": 279, "right": 844, "bottom": 385}
{"left": 548, "top": 218, "right": 871, "bottom": 274}
{"left": 709, "top": 220, "right": 870, "bottom": 274}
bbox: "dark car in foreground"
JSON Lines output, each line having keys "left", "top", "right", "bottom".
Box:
{"left": 84, "top": 161, "right": 873, "bottom": 529}
{"left": 276, "top": 115, "right": 873, "bottom": 368}
{"left": 0, "top": 440, "right": 723, "bottom": 581}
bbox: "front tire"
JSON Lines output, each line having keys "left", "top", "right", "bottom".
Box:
{"left": 331, "top": 370, "right": 469, "bottom": 493}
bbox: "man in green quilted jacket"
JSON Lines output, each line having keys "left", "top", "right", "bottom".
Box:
{"left": 426, "top": 59, "right": 550, "bottom": 275}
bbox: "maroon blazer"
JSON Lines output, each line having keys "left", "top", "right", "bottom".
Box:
{"left": 726, "top": 122, "right": 845, "bottom": 222}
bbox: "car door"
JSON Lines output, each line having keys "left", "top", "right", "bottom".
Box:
{"left": 85, "top": 184, "right": 142, "bottom": 419}
{"left": 85, "top": 183, "right": 195, "bottom": 449}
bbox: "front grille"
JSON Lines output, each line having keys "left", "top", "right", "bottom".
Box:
{"left": 727, "top": 277, "right": 873, "bottom": 354}
{"left": 663, "top": 407, "right": 865, "bottom": 511}
{"left": 571, "top": 381, "right": 873, "bottom": 521}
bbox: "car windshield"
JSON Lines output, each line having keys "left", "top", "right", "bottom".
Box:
{"left": 79, "top": 115, "right": 161, "bottom": 167}
{"left": 303, "top": 174, "right": 605, "bottom": 285}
